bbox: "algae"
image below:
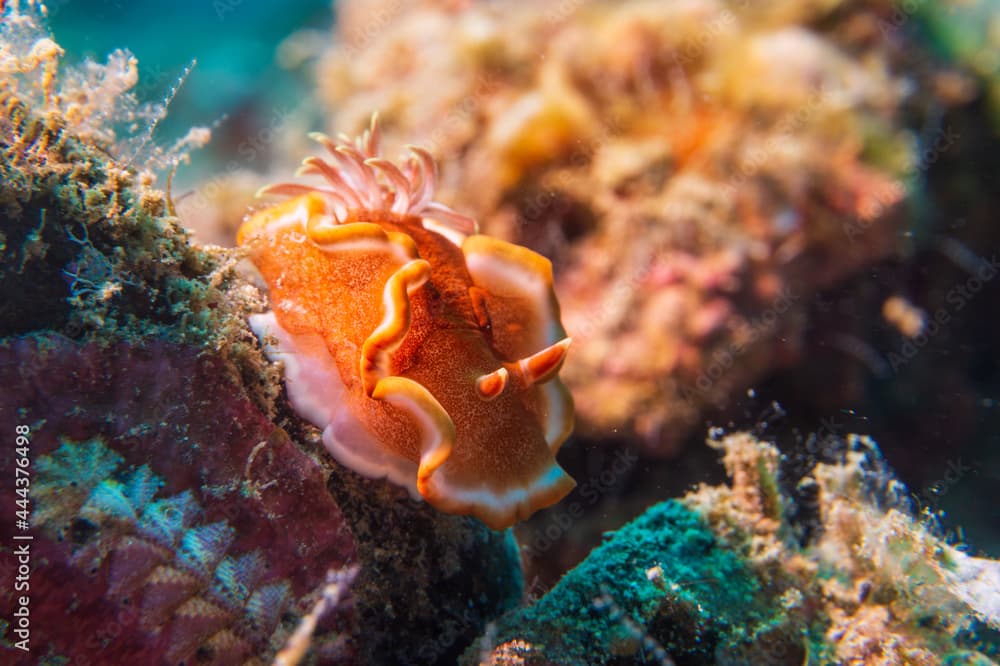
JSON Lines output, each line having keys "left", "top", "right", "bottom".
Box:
{"left": 480, "top": 500, "right": 793, "bottom": 664}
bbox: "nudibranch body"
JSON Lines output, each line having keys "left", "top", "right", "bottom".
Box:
{"left": 238, "top": 116, "right": 575, "bottom": 529}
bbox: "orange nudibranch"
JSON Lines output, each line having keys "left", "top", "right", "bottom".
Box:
{"left": 237, "top": 115, "right": 575, "bottom": 529}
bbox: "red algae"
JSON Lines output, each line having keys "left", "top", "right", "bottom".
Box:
{"left": 0, "top": 336, "right": 358, "bottom": 664}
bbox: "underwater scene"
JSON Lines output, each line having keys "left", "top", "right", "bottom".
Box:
{"left": 1, "top": 0, "right": 999, "bottom": 663}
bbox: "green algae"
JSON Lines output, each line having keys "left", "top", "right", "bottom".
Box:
{"left": 0, "top": 86, "right": 278, "bottom": 412}
{"left": 0, "top": 99, "right": 228, "bottom": 344}
{"left": 0, "top": 5, "right": 236, "bottom": 348}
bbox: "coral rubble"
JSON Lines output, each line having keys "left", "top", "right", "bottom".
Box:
{"left": 319, "top": 0, "right": 963, "bottom": 455}
{"left": 687, "top": 433, "right": 1000, "bottom": 664}
{"left": 472, "top": 432, "right": 1000, "bottom": 665}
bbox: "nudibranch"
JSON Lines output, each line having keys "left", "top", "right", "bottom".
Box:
{"left": 238, "top": 115, "right": 575, "bottom": 529}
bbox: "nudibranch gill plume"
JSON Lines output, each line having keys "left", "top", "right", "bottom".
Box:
{"left": 238, "top": 115, "right": 575, "bottom": 529}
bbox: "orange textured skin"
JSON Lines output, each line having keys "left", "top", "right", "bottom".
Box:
{"left": 240, "top": 190, "right": 575, "bottom": 529}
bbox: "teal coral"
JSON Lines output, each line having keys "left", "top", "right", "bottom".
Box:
{"left": 32, "top": 437, "right": 124, "bottom": 532}
{"left": 138, "top": 491, "right": 200, "bottom": 548}
{"left": 482, "top": 500, "right": 789, "bottom": 664}
{"left": 177, "top": 522, "right": 237, "bottom": 578}
{"left": 212, "top": 551, "right": 266, "bottom": 609}
{"left": 80, "top": 464, "right": 163, "bottom": 525}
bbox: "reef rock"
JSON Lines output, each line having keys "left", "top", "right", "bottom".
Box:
{"left": 0, "top": 336, "right": 358, "bottom": 664}
{"left": 0, "top": 335, "right": 522, "bottom": 665}
{"left": 469, "top": 432, "right": 1000, "bottom": 665}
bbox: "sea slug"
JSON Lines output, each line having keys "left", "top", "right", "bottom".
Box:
{"left": 238, "top": 115, "right": 575, "bottom": 529}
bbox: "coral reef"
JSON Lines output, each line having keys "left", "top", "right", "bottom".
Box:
{"left": 318, "top": 0, "right": 965, "bottom": 455}
{"left": 3, "top": 1, "right": 997, "bottom": 664}
{"left": 686, "top": 432, "right": 1000, "bottom": 663}
{"left": 471, "top": 432, "right": 1000, "bottom": 665}
{"left": 475, "top": 499, "right": 793, "bottom": 664}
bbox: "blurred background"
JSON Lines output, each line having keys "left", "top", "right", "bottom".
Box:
{"left": 46, "top": 0, "right": 331, "bottom": 181}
